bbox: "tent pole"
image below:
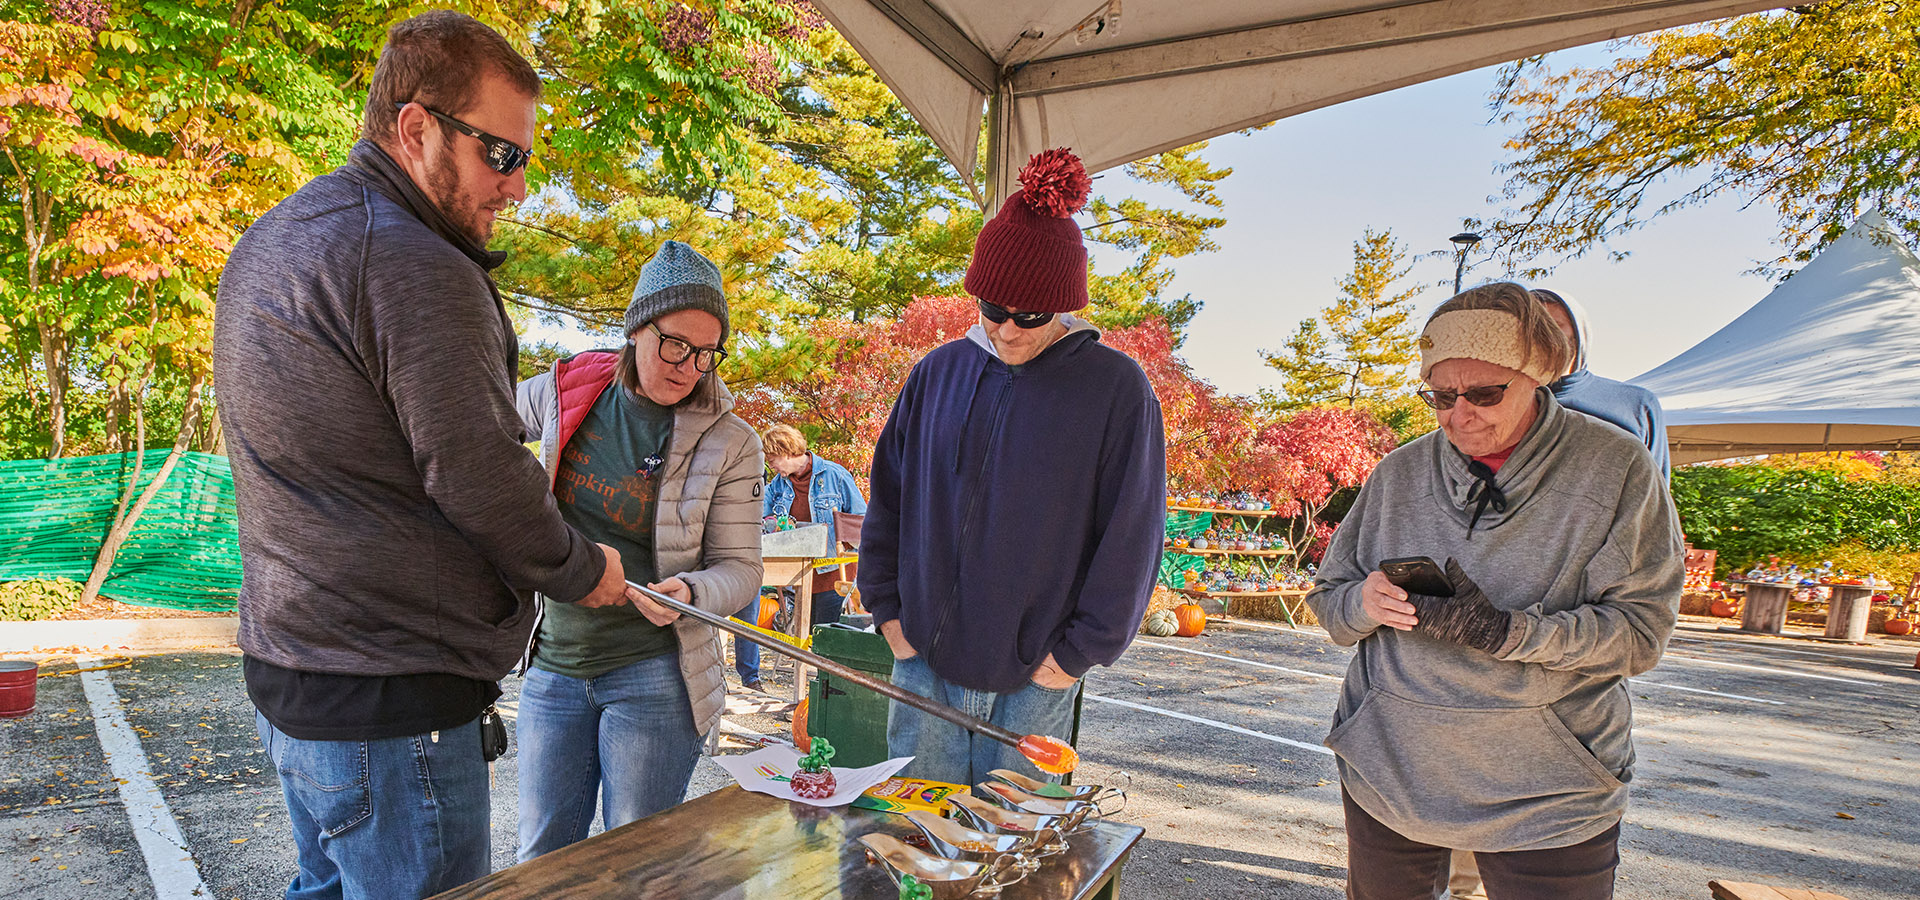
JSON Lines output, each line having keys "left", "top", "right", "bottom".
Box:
{"left": 983, "top": 78, "right": 1014, "bottom": 215}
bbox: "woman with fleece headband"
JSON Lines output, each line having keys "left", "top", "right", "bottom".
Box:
{"left": 1305, "top": 281, "right": 1684, "bottom": 899}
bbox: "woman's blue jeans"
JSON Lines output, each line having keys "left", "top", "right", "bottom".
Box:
{"left": 514, "top": 653, "right": 702, "bottom": 862}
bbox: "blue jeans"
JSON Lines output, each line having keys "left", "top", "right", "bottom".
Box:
{"left": 735, "top": 588, "right": 845, "bottom": 683}
{"left": 886, "top": 654, "right": 1079, "bottom": 787}
{"left": 515, "top": 654, "right": 703, "bottom": 862}
{"left": 253, "top": 710, "right": 490, "bottom": 900}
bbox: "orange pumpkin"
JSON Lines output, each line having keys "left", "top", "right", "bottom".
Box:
{"left": 1709, "top": 598, "right": 1739, "bottom": 618}
{"left": 792, "top": 697, "right": 811, "bottom": 752}
{"left": 1174, "top": 602, "right": 1206, "bottom": 637}
{"left": 756, "top": 594, "right": 781, "bottom": 629}
{"left": 1884, "top": 618, "right": 1913, "bottom": 636}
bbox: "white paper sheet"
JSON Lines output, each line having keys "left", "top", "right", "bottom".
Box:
{"left": 714, "top": 744, "right": 914, "bottom": 808}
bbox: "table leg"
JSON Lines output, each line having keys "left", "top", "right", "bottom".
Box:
{"left": 1088, "top": 850, "right": 1133, "bottom": 900}
{"left": 793, "top": 568, "right": 814, "bottom": 702}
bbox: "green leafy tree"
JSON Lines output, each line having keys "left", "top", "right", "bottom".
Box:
{"left": 1262, "top": 228, "right": 1423, "bottom": 413}
{"left": 1481, "top": 1, "right": 1920, "bottom": 277}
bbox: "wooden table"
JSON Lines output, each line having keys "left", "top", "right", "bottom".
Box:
{"left": 428, "top": 785, "right": 1145, "bottom": 900}
{"left": 1730, "top": 581, "right": 1792, "bottom": 634}
{"left": 1822, "top": 583, "right": 1874, "bottom": 641}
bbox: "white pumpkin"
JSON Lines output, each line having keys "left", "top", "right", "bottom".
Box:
{"left": 1142, "top": 609, "right": 1180, "bottom": 636}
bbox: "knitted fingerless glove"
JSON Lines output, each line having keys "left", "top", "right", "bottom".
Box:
{"left": 1408, "top": 558, "right": 1513, "bottom": 655}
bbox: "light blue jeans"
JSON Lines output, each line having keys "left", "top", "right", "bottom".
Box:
{"left": 886, "top": 653, "right": 1079, "bottom": 788}
{"left": 514, "top": 653, "right": 703, "bottom": 862}
{"left": 253, "top": 711, "right": 490, "bottom": 900}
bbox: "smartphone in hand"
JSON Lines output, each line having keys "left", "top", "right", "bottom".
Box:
{"left": 1380, "top": 556, "right": 1454, "bottom": 597}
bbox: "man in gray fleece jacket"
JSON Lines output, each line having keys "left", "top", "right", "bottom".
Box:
{"left": 1307, "top": 282, "right": 1683, "bottom": 899}
{"left": 212, "top": 12, "right": 625, "bottom": 899}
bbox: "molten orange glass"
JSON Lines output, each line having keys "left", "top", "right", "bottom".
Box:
{"left": 1017, "top": 735, "right": 1079, "bottom": 775}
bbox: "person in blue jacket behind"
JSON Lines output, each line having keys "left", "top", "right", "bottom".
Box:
{"left": 858, "top": 148, "right": 1167, "bottom": 786}
{"left": 734, "top": 423, "right": 867, "bottom": 692}
{"left": 1533, "top": 288, "right": 1670, "bottom": 476}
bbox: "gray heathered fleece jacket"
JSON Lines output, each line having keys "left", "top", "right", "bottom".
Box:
{"left": 213, "top": 140, "right": 605, "bottom": 681}
{"left": 1306, "top": 389, "right": 1683, "bottom": 852}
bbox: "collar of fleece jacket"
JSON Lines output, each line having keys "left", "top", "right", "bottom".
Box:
{"left": 1427, "top": 387, "right": 1576, "bottom": 534}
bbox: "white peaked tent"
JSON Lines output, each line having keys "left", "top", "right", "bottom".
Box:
{"left": 1630, "top": 211, "right": 1920, "bottom": 465}
{"left": 810, "top": 0, "right": 1789, "bottom": 209}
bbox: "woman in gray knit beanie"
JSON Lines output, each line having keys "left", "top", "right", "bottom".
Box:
{"left": 511, "top": 240, "right": 765, "bottom": 861}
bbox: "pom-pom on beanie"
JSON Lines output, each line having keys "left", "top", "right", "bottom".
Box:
{"left": 964, "top": 148, "right": 1092, "bottom": 313}
{"left": 624, "top": 240, "right": 730, "bottom": 345}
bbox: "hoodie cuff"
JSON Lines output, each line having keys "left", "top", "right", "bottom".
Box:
{"left": 1048, "top": 641, "right": 1094, "bottom": 680}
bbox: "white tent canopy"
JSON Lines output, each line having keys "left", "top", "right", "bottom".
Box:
{"left": 811, "top": 0, "right": 1789, "bottom": 209}
{"left": 1630, "top": 211, "right": 1920, "bottom": 466}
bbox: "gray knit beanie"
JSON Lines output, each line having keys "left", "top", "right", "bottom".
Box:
{"left": 624, "top": 241, "right": 729, "bottom": 345}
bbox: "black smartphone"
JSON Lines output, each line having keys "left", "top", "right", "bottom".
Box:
{"left": 1380, "top": 556, "right": 1454, "bottom": 597}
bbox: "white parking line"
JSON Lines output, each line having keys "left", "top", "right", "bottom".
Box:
{"left": 80, "top": 659, "right": 210, "bottom": 900}
{"left": 1214, "top": 618, "right": 1327, "bottom": 637}
{"left": 1671, "top": 635, "right": 1912, "bottom": 668}
{"left": 1662, "top": 654, "right": 1885, "bottom": 687}
{"left": 1133, "top": 640, "right": 1343, "bottom": 682}
{"left": 1084, "top": 694, "right": 1335, "bottom": 756}
{"left": 1630, "top": 680, "right": 1785, "bottom": 705}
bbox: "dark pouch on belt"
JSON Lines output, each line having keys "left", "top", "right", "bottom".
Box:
{"left": 480, "top": 705, "right": 507, "bottom": 762}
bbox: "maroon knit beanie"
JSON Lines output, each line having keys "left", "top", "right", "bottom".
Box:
{"left": 964, "top": 148, "right": 1093, "bottom": 313}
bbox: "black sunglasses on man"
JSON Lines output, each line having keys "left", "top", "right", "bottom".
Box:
{"left": 977, "top": 297, "right": 1056, "bottom": 329}
{"left": 394, "top": 102, "right": 532, "bottom": 175}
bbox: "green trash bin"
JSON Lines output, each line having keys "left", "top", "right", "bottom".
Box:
{"left": 805, "top": 623, "right": 895, "bottom": 768}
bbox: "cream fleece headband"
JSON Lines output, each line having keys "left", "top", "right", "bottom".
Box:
{"left": 1418, "top": 308, "right": 1560, "bottom": 386}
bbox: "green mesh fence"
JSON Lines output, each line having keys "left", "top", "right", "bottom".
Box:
{"left": 0, "top": 450, "right": 239, "bottom": 611}
{"left": 1159, "top": 510, "right": 1212, "bottom": 587}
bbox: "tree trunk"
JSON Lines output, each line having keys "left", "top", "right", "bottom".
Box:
{"left": 38, "top": 320, "right": 67, "bottom": 459}
{"left": 82, "top": 374, "right": 205, "bottom": 605}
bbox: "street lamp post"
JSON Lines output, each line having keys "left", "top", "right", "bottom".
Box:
{"left": 1449, "top": 231, "right": 1482, "bottom": 294}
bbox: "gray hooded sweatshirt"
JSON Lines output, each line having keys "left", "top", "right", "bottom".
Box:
{"left": 1307, "top": 389, "right": 1683, "bottom": 852}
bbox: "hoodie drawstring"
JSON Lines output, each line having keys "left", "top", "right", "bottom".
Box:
{"left": 1465, "top": 459, "right": 1507, "bottom": 537}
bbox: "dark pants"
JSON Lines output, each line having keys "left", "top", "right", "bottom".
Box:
{"left": 1342, "top": 790, "right": 1619, "bottom": 900}
{"left": 734, "top": 588, "right": 844, "bottom": 683}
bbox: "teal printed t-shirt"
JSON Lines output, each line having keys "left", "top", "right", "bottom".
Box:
{"left": 535, "top": 384, "right": 677, "bottom": 678}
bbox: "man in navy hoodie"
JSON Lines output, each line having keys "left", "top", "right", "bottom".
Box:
{"left": 858, "top": 149, "right": 1167, "bottom": 785}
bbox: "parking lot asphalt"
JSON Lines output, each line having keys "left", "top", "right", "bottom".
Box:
{"left": 2, "top": 618, "right": 1916, "bottom": 899}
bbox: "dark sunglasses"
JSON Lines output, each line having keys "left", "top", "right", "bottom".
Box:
{"left": 977, "top": 298, "right": 1056, "bottom": 329}
{"left": 1417, "top": 381, "right": 1514, "bottom": 410}
{"left": 648, "top": 322, "right": 727, "bottom": 373}
{"left": 395, "top": 102, "right": 532, "bottom": 175}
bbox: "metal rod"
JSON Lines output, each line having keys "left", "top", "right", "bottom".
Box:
{"left": 628, "top": 582, "right": 1025, "bottom": 748}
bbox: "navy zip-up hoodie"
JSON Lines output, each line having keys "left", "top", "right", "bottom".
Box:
{"left": 859, "top": 318, "right": 1167, "bottom": 693}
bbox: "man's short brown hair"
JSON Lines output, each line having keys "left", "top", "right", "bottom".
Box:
{"left": 762, "top": 424, "right": 808, "bottom": 458}
{"left": 362, "top": 10, "right": 542, "bottom": 147}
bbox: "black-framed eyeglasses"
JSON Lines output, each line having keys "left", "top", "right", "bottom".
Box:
{"left": 647, "top": 322, "right": 726, "bottom": 373}
{"left": 977, "top": 298, "right": 1056, "bottom": 329}
{"left": 1417, "top": 381, "right": 1515, "bottom": 410}
{"left": 394, "top": 102, "right": 532, "bottom": 175}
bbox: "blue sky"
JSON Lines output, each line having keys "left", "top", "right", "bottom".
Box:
{"left": 1090, "top": 48, "right": 1787, "bottom": 398}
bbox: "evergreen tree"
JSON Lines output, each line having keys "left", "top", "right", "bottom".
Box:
{"left": 1262, "top": 228, "right": 1422, "bottom": 411}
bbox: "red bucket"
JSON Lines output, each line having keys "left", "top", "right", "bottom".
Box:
{"left": 0, "top": 660, "right": 38, "bottom": 718}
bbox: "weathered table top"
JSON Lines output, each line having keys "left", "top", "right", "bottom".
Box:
{"left": 429, "top": 785, "right": 1144, "bottom": 900}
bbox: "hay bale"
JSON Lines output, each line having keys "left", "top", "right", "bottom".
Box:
{"left": 1229, "top": 593, "right": 1319, "bottom": 627}
{"left": 1679, "top": 592, "right": 1722, "bottom": 616}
